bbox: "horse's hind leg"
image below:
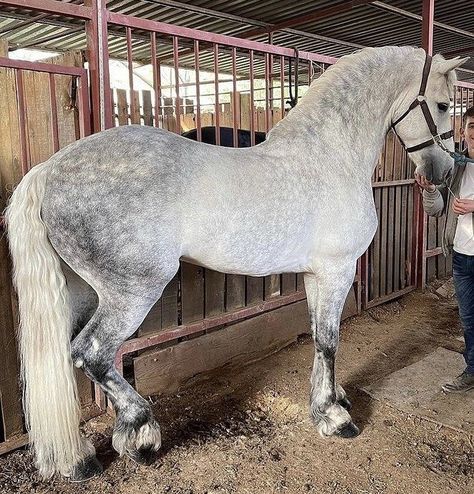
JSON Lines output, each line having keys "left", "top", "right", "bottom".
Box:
{"left": 304, "top": 259, "right": 359, "bottom": 438}
{"left": 62, "top": 262, "right": 98, "bottom": 336}
{"left": 71, "top": 283, "right": 170, "bottom": 474}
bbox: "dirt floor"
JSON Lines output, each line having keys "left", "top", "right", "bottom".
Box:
{"left": 1, "top": 284, "right": 474, "bottom": 494}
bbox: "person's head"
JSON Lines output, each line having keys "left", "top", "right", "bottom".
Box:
{"left": 461, "top": 106, "right": 474, "bottom": 151}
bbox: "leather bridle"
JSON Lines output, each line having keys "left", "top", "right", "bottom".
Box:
{"left": 391, "top": 53, "right": 474, "bottom": 166}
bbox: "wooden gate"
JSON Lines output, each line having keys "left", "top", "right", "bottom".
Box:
{"left": 0, "top": 54, "right": 92, "bottom": 454}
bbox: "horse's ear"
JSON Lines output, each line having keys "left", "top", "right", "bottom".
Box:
{"left": 438, "top": 56, "right": 469, "bottom": 74}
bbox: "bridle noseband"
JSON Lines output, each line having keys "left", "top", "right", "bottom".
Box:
{"left": 391, "top": 53, "right": 474, "bottom": 166}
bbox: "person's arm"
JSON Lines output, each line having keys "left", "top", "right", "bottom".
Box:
{"left": 415, "top": 173, "right": 449, "bottom": 217}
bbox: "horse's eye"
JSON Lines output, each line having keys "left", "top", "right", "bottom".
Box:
{"left": 438, "top": 102, "right": 449, "bottom": 112}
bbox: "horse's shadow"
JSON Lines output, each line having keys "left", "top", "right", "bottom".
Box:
{"left": 96, "top": 313, "right": 458, "bottom": 469}
{"left": 341, "top": 315, "right": 460, "bottom": 432}
{"left": 95, "top": 367, "right": 271, "bottom": 469}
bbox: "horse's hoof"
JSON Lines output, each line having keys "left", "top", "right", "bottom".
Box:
{"left": 69, "top": 455, "right": 103, "bottom": 482}
{"left": 335, "top": 421, "right": 360, "bottom": 439}
{"left": 338, "top": 396, "right": 352, "bottom": 411}
{"left": 127, "top": 446, "right": 157, "bottom": 466}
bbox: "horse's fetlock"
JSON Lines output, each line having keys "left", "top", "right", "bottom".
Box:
{"left": 112, "top": 415, "right": 161, "bottom": 458}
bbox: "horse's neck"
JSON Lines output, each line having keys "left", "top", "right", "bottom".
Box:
{"left": 268, "top": 53, "right": 417, "bottom": 181}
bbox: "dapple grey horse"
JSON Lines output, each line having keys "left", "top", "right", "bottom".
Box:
{"left": 5, "top": 46, "right": 466, "bottom": 481}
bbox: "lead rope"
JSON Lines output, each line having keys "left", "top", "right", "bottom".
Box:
{"left": 287, "top": 48, "right": 299, "bottom": 109}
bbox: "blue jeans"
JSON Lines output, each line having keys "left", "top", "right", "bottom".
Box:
{"left": 453, "top": 251, "right": 474, "bottom": 375}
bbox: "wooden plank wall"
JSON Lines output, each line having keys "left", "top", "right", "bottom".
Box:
{"left": 0, "top": 51, "right": 95, "bottom": 451}
{"left": 368, "top": 131, "right": 416, "bottom": 304}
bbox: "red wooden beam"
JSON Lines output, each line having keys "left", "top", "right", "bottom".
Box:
{"left": 0, "top": 0, "right": 92, "bottom": 19}
{"left": 236, "top": 0, "right": 375, "bottom": 39}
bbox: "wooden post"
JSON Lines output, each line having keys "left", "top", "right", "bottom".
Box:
{"left": 0, "top": 38, "right": 8, "bottom": 57}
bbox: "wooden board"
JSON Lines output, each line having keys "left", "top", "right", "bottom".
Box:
{"left": 204, "top": 269, "right": 225, "bottom": 317}
{"left": 246, "top": 276, "right": 264, "bottom": 306}
{"left": 0, "top": 237, "right": 23, "bottom": 440}
{"left": 22, "top": 51, "right": 82, "bottom": 166}
{"left": 0, "top": 39, "right": 7, "bottom": 57}
{"left": 134, "top": 300, "right": 311, "bottom": 396}
{"left": 0, "top": 66, "right": 22, "bottom": 210}
{"left": 386, "top": 187, "right": 395, "bottom": 294}
{"left": 142, "top": 91, "right": 153, "bottom": 126}
{"left": 379, "top": 187, "right": 389, "bottom": 296}
{"left": 225, "top": 274, "right": 246, "bottom": 311}
{"left": 134, "top": 286, "right": 359, "bottom": 397}
{"left": 130, "top": 90, "right": 141, "bottom": 124}
{"left": 400, "top": 185, "right": 408, "bottom": 289}
{"left": 393, "top": 186, "right": 402, "bottom": 292}
{"left": 281, "top": 273, "right": 297, "bottom": 295}
{"left": 161, "top": 273, "right": 179, "bottom": 329}
{"left": 371, "top": 188, "right": 382, "bottom": 300}
{"left": 264, "top": 274, "right": 280, "bottom": 299}
{"left": 181, "top": 262, "right": 204, "bottom": 324}
{"left": 116, "top": 88, "right": 128, "bottom": 125}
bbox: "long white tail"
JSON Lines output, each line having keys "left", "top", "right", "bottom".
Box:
{"left": 5, "top": 162, "right": 93, "bottom": 478}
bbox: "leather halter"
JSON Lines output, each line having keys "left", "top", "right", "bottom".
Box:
{"left": 391, "top": 53, "right": 454, "bottom": 153}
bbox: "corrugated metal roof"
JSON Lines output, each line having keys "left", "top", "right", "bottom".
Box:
{"left": 0, "top": 0, "right": 473, "bottom": 81}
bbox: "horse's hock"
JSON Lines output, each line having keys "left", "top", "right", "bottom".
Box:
{"left": 0, "top": 1, "right": 472, "bottom": 458}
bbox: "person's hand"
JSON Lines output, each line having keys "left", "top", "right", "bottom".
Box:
{"left": 452, "top": 198, "right": 474, "bottom": 215}
{"left": 414, "top": 173, "right": 436, "bottom": 192}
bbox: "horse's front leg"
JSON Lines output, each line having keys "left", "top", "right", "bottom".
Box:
{"left": 304, "top": 260, "right": 359, "bottom": 438}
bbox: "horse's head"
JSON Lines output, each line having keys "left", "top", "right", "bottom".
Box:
{"left": 392, "top": 52, "right": 468, "bottom": 184}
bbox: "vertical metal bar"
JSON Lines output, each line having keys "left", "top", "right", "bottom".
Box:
{"left": 85, "top": 0, "right": 112, "bottom": 132}
{"left": 126, "top": 27, "right": 135, "bottom": 124}
{"left": 420, "top": 0, "right": 435, "bottom": 284}
{"left": 390, "top": 124, "right": 397, "bottom": 180}
{"left": 173, "top": 36, "right": 181, "bottom": 134}
{"left": 280, "top": 55, "right": 285, "bottom": 120}
{"left": 453, "top": 86, "right": 458, "bottom": 146}
{"left": 213, "top": 43, "right": 220, "bottom": 145}
{"left": 194, "top": 39, "right": 202, "bottom": 141}
{"left": 422, "top": 0, "right": 434, "bottom": 55}
{"left": 357, "top": 256, "right": 364, "bottom": 313}
{"left": 15, "top": 69, "right": 29, "bottom": 175}
{"left": 264, "top": 52, "right": 270, "bottom": 133}
{"left": 48, "top": 73, "right": 59, "bottom": 153}
{"left": 77, "top": 73, "right": 91, "bottom": 138}
{"left": 461, "top": 87, "right": 466, "bottom": 149}
{"left": 268, "top": 33, "right": 274, "bottom": 130}
{"left": 249, "top": 49, "right": 255, "bottom": 146}
{"left": 151, "top": 32, "right": 162, "bottom": 128}
{"left": 232, "top": 46, "right": 238, "bottom": 147}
